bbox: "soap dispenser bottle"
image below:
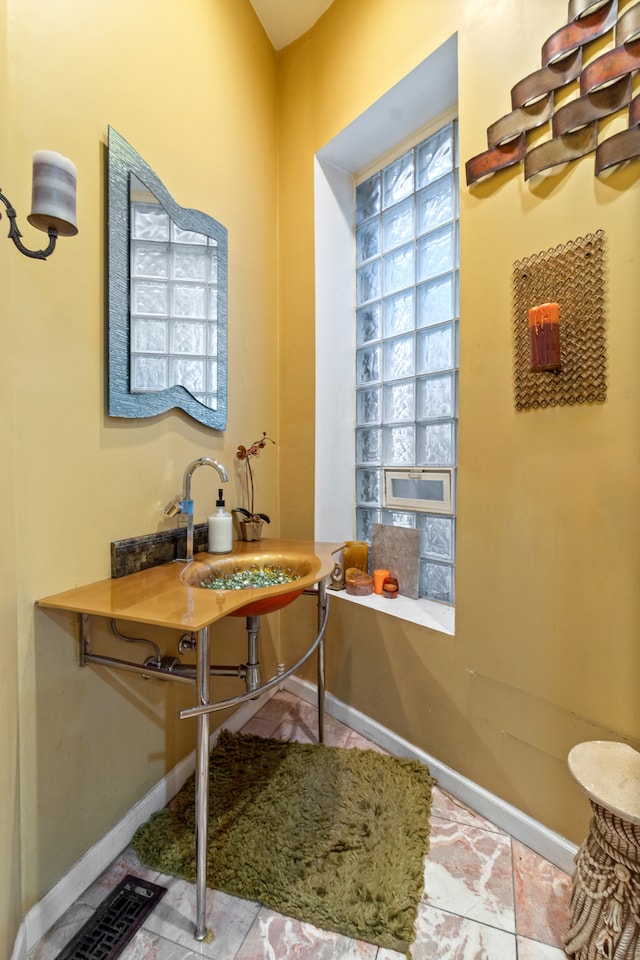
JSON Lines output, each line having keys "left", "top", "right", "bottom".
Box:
{"left": 208, "top": 489, "right": 232, "bottom": 554}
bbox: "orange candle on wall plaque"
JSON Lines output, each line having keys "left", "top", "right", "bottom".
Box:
{"left": 528, "top": 302, "right": 562, "bottom": 372}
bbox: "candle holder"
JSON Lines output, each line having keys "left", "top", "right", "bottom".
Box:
{"left": 0, "top": 150, "right": 78, "bottom": 260}
{"left": 382, "top": 577, "right": 399, "bottom": 599}
{"left": 342, "top": 541, "right": 368, "bottom": 574}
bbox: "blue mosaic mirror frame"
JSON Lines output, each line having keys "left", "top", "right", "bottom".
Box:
{"left": 107, "top": 126, "right": 228, "bottom": 429}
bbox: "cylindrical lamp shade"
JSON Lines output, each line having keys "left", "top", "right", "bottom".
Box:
{"left": 27, "top": 150, "right": 78, "bottom": 236}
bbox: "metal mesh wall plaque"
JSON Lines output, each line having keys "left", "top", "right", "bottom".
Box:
{"left": 513, "top": 229, "right": 606, "bottom": 410}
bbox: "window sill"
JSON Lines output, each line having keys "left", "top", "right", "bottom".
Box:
{"left": 331, "top": 589, "right": 454, "bottom": 635}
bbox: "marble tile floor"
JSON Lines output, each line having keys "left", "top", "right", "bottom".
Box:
{"left": 29, "top": 690, "right": 573, "bottom": 960}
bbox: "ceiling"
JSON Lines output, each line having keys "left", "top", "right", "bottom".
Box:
{"left": 249, "top": 0, "right": 336, "bottom": 50}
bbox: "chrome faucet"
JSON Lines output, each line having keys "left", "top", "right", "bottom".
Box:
{"left": 164, "top": 457, "right": 229, "bottom": 562}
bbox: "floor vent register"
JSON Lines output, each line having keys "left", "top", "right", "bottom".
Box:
{"left": 53, "top": 875, "right": 167, "bottom": 960}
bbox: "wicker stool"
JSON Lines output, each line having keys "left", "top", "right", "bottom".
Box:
{"left": 564, "top": 741, "right": 640, "bottom": 960}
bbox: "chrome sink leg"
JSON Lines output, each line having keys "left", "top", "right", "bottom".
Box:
{"left": 245, "top": 616, "right": 262, "bottom": 693}
{"left": 317, "top": 579, "right": 327, "bottom": 744}
{"left": 195, "top": 625, "right": 210, "bottom": 941}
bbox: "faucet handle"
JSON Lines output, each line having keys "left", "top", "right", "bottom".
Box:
{"left": 164, "top": 494, "right": 182, "bottom": 517}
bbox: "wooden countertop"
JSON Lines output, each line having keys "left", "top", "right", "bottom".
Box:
{"left": 38, "top": 539, "right": 342, "bottom": 632}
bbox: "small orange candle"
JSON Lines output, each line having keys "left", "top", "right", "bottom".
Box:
{"left": 373, "top": 569, "right": 390, "bottom": 594}
{"left": 528, "top": 302, "right": 561, "bottom": 372}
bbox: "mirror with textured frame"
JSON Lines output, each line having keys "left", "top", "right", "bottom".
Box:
{"left": 107, "top": 127, "right": 228, "bottom": 429}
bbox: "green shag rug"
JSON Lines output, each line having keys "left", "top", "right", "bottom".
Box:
{"left": 132, "top": 730, "right": 433, "bottom": 954}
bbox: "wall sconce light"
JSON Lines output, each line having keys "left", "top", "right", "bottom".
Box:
{"left": 0, "top": 150, "right": 78, "bottom": 260}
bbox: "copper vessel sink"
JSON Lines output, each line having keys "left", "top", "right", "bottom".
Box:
{"left": 181, "top": 549, "right": 315, "bottom": 617}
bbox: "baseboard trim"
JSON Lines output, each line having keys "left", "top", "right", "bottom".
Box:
{"left": 19, "top": 693, "right": 269, "bottom": 957}
{"left": 9, "top": 921, "right": 26, "bottom": 960}
{"left": 285, "top": 675, "right": 578, "bottom": 876}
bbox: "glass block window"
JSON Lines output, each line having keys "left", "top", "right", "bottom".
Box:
{"left": 129, "top": 200, "right": 220, "bottom": 410}
{"left": 355, "top": 121, "right": 458, "bottom": 603}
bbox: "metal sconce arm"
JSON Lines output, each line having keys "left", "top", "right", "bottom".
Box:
{"left": 0, "top": 190, "right": 58, "bottom": 260}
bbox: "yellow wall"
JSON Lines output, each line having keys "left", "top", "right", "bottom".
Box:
{"left": 1, "top": 2, "right": 22, "bottom": 956}
{"left": 278, "top": 0, "right": 640, "bottom": 846}
{"left": 1, "top": 0, "right": 280, "bottom": 942}
{"left": 3, "top": 0, "right": 640, "bottom": 951}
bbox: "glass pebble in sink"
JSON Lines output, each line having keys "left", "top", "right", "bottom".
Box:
{"left": 199, "top": 563, "right": 301, "bottom": 591}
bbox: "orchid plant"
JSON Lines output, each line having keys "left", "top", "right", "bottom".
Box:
{"left": 234, "top": 432, "right": 276, "bottom": 524}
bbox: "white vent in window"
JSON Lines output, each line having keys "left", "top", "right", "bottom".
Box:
{"left": 383, "top": 467, "right": 453, "bottom": 514}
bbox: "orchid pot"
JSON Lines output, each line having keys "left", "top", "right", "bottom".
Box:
{"left": 238, "top": 518, "right": 264, "bottom": 542}
{"left": 233, "top": 509, "right": 270, "bottom": 542}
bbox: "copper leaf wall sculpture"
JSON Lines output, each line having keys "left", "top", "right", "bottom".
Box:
{"left": 466, "top": 0, "right": 640, "bottom": 185}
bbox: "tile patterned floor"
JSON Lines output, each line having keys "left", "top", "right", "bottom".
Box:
{"left": 29, "top": 691, "right": 573, "bottom": 959}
